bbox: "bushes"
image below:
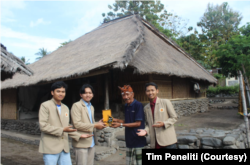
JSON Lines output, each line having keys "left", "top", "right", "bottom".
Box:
{"left": 207, "top": 85, "right": 239, "bottom": 94}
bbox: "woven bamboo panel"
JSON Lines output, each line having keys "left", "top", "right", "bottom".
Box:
{"left": 130, "top": 82, "right": 148, "bottom": 102}
{"left": 0, "top": 90, "right": 3, "bottom": 118}
{"left": 2, "top": 103, "right": 16, "bottom": 119}
{"left": 0, "top": 90, "right": 3, "bottom": 103}
{"left": 0, "top": 103, "right": 3, "bottom": 119}
{"left": 1, "top": 89, "right": 17, "bottom": 119}
{"left": 156, "top": 81, "right": 172, "bottom": 99}
{"left": 173, "top": 78, "right": 189, "bottom": 99}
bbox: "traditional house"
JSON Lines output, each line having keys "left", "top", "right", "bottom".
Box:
{"left": 1, "top": 43, "right": 33, "bottom": 119}
{"left": 1, "top": 15, "right": 216, "bottom": 122}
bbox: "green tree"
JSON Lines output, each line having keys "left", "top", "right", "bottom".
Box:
{"left": 158, "top": 10, "right": 190, "bottom": 38}
{"left": 216, "top": 34, "right": 250, "bottom": 78}
{"left": 35, "top": 48, "right": 50, "bottom": 60}
{"left": 58, "top": 40, "right": 72, "bottom": 48}
{"left": 197, "top": 2, "right": 242, "bottom": 68}
{"left": 240, "top": 22, "right": 250, "bottom": 37}
{"left": 20, "top": 56, "right": 30, "bottom": 65}
{"left": 102, "top": 1, "right": 164, "bottom": 23}
{"left": 178, "top": 28, "right": 205, "bottom": 61}
{"left": 101, "top": 1, "right": 188, "bottom": 39}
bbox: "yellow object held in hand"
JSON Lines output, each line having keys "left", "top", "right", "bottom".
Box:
{"left": 102, "top": 109, "right": 113, "bottom": 126}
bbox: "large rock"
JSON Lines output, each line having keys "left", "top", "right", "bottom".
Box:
{"left": 212, "top": 132, "right": 226, "bottom": 139}
{"left": 116, "top": 135, "right": 125, "bottom": 141}
{"left": 201, "top": 137, "right": 222, "bottom": 147}
{"left": 177, "top": 136, "right": 197, "bottom": 144}
{"left": 178, "top": 144, "right": 189, "bottom": 149}
{"left": 223, "top": 145, "right": 237, "bottom": 149}
{"left": 202, "top": 145, "right": 213, "bottom": 149}
{"left": 223, "top": 136, "right": 236, "bottom": 145}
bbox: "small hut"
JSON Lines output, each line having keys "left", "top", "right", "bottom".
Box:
{"left": 1, "top": 15, "right": 216, "bottom": 122}
{"left": 1, "top": 43, "right": 33, "bottom": 81}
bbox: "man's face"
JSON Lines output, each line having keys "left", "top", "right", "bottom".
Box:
{"left": 51, "top": 87, "right": 66, "bottom": 101}
{"left": 121, "top": 92, "right": 134, "bottom": 104}
{"left": 80, "top": 87, "right": 94, "bottom": 103}
{"left": 145, "top": 85, "right": 158, "bottom": 100}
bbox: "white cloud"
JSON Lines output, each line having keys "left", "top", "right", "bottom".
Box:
{"left": 68, "top": 1, "right": 113, "bottom": 40}
{"left": 1, "top": 0, "right": 26, "bottom": 22}
{"left": 30, "top": 18, "right": 51, "bottom": 27}
{"left": 1, "top": 26, "right": 66, "bottom": 62}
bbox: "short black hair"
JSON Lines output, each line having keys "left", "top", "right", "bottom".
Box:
{"left": 51, "top": 81, "right": 68, "bottom": 91}
{"left": 79, "top": 84, "right": 95, "bottom": 94}
{"left": 145, "top": 82, "right": 158, "bottom": 91}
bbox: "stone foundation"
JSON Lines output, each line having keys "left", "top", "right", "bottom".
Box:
{"left": 175, "top": 123, "right": 248, "bottom": 149}
{"left": 171, "top": 98, "right": 209, "bottom": 118}
{"left": 1, "top": 119, "right": 41, "bottom": 135}
{"left": 115, "top": 123, "right": 248, "bottom": 149}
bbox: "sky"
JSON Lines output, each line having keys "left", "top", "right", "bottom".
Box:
{"left": 1, "top": 0, "right": 250, "bottom": 63}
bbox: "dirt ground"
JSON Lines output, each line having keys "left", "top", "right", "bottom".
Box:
{"left": 1, "top": 100, "right": 247, "bottom": 165}
{"left": 1, "top": 138, "right": 44, "bottom": 165}
{"left": 174, "top": 108, "right": 243, "bottom": 131}
{"left": 1, "top": 138, "right": 126, "bottom": 165}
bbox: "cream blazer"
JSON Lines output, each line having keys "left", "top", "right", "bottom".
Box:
{"left": 71, "top": 99, "right": 97, "bottom": 148}
{"left": 39, "top": 98, "right": 81, "bottom": 154}
{"left": 144, "top": 97, "right": 177, "bottom": 148}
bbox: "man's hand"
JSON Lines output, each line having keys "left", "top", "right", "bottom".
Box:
{"left": 112, "top": 118, "right": 119, "bottom": 123}
{"left": 111, "top": 122, "right": 121, "bottom": 128}
{"left": 136, "top": 129, "right": 147, "bottom": 136}
{"left": 98, "top": 119, "right": 104, "bottom": 123}
{"left": 94, "top": 123, "right": 106, "bottom": 130}
{"left": 152, "top": 122, "right": 164, "bottom": 128}
{"left": 80, "top": 134, "right": 94, "bottom": 138}
{"left": 63, "top": 125, "right": 77, "bottom": 132}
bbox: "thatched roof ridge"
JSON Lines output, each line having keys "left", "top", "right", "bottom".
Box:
{"left": 1, "top": 44, "right": 33, "bottom": 78}
{"left": 139, "top": 18, "right": 215, "bottom": 81}
{"left": 1, "top": 15, "right": 216, "bottom": 89}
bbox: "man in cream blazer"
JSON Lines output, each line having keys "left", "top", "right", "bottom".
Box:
{"left": 137, "top": 82, "right": 178, "bottom": 149}
{"left": 39, "top": 81, "right": 92, "bottom": 165}
{"left": 71, "top": 84, "right": 106, "bottom": 165}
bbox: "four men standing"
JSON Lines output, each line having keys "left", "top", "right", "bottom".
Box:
{"left": 39, "top": 81, "right": 178, "bottom": 165}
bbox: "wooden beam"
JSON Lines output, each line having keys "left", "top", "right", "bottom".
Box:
{"left": 104, "top": 74, "right": 109, "bottom": 109}
{"left": 35, "top": 69, "right": 109, "bottom": 86}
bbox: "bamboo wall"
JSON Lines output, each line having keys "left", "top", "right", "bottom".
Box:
{"left": 110, "top": 69, "right": 209, "bottom": 103}
{"left": 0, "top": 90, "right": 3, "bottom": 119}
{"left": 1, "top": 89, "right": 17, "bottom": 119}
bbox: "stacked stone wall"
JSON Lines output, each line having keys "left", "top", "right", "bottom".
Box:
{"left": 171, "top": 98, "right": 209, "bottom": 118}
{"left": 1, "top": 119, "right": 41, "bottom": 135}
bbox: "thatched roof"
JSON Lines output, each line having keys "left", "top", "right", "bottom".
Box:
{"left": 1, "top": 44, "right": 33, "bottom": 81}
{"left": 1, "top": 15, "right": 216, "bottom": 89}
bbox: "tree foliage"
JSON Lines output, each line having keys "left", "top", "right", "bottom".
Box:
{"left": 216, "top": 26, "right": 250, "bottom": 78}
{"left": 158, "top": 10, "right": 190, "bottom": 38}
{"left": 240, "top": 22, "right": 250, "bottom": 37}
{"left": 195, "top": 2, "right": 242, "bottom": 68}
{"left": 101, "top": 0, "right": 188, "bottom": 38}
{"left": 35, "top": 48, "right": 50, "bottom": 60}
{"left": 102, "top": 1, "right": 164, "bottom": 23}
{"left": 20, "top": 56, "right": 30, "bottom": 65}
{"left": 58, "top": 40, "right": 72, "bottom": 48}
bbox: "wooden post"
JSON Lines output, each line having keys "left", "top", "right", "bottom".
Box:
{"left": 239, "top": 71, "right": 250, "bottom": 148}
{"left": 104, "top": 74, "right": 109, "bottom": 110}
